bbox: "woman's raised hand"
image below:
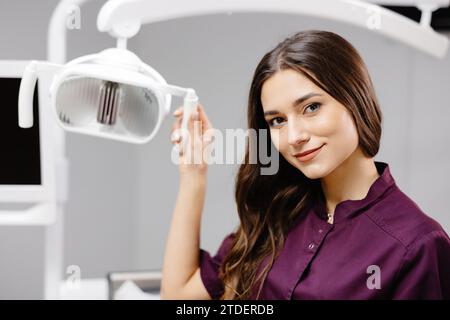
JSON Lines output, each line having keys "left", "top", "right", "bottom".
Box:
{"left": 170, "top": 104, "right": 214, "bottom": 176}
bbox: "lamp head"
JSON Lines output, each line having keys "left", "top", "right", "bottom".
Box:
{"left": 49, "top": 48, "right": 171, "bottom": 144}
{"left": 19, "top": 48, "right": 198, "bottom": 145}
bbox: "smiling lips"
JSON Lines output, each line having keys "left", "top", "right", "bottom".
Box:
{"left": 293, "top": 144, "right": 324, "bottom": 162}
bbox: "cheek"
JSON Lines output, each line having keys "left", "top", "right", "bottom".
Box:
{"left": 269, "top": 129, "right": 291, "bottom": 158}
{"left": 269, "top": 129, "right": 294, "bottom": 164}
{"left": 310, "top": 110, "right": 342, "bottom": 136}
{"left": 325, "top": 108, "right": 359, "bottom": 151}
{"left": 338, "top": 111, "right": 359, "bottom": 143}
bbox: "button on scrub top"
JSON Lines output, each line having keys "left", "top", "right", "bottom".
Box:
{"left": 199, "top": 162, "right": 450, "bottom": 299}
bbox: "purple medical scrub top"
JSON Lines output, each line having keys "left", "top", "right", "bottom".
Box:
{"left": 199, "top": 162, "right": 450, "bottom": 299}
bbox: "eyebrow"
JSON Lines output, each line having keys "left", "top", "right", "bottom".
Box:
{"left": 263, "top": 92, "right": 323, "bottom": 117}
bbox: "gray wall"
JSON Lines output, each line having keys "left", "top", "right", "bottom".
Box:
{"left": 0, "top": 0, "right": 449, "bottom": 298}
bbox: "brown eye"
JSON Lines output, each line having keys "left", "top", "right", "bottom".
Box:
{"left": 304, "top": 103, "right": 321, "bottom": 114}
{"left": 268, "top": 117, "right": 285, "bottom": 127}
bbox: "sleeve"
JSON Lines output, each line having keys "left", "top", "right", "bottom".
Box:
{"left": 391, "top": 229, "right": 450, "bottom": 299}
{"left": 199, "top": 232, "right": 235, "bottom": 300}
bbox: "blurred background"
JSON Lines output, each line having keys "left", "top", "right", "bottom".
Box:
{"left": 0, "top": 0, "right": 449, "bottom": 299}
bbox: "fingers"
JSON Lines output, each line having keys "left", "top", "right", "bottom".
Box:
{"left": 176, "top": 105, "right": 200, "bottom": 160}
{"left": 170, "top": 105, "right": 198, "bottom": 155}
{"left": 196, "top": 104, "right": 212, "bottom": 131}
{"left": 172, "top": 106, "right": 183, "bottom": 117}
{"left": 188, "top": 105, "right": 202, "bottom": 144}
{"left": 172, "top": 104, "right": 210, "bottom": 126}
{"left": 170, "top": 103, "right": 214, "bottom": 153}
{"left": 170, "top": 113, "right": 182, "bottom": 144}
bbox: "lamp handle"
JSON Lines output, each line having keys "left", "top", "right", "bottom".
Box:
{"left": 180, "top": 89, "right": 199, "bottom": 150}
{"left": 18, "top": 61, "right": 63, "bottom": 129}
{"left": 18, "top": 61, "right": 39, "bottom": 128}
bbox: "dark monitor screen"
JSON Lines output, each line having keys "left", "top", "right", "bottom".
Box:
{"left": 0, "top": 78, "right": 41, "bottom": 185}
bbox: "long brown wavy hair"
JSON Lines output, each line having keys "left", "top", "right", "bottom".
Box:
{"left": 219, "top": 30, "right": 383, "bottom": 299}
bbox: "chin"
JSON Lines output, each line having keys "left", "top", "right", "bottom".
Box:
{"left": 292, "top": 159, "right": 331, "bottom": 180}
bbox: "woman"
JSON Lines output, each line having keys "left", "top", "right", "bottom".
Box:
{"left": 161, "top": 30, "right": 450, "bottom": 300}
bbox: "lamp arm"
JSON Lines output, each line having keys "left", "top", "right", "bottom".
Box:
{"left": 48, "top": 0, "right": 92, "bottom": 64}
{"left": 97, "top": 0, "right": 449, "bottom": 59}
{"left": 159, "top": 84, "right": 199, "bottom": 137}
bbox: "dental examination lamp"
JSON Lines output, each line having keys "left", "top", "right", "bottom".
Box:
{"left": 18, "top": 50, "right": 198, "bottom": 144}
{"left": 18, "top": 1, "right": 199, "bottom": 145}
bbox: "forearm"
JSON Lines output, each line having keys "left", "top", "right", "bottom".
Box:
{"left": 161, "top": 173, "right": 207, "bottom": 298}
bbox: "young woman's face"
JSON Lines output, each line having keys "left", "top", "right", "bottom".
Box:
{"left": 261, "top": 69, "right": 359, "bottom": 179}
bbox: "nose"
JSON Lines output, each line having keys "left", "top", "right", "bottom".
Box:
{"left": 287, "top": 118, "right": 309, "bottom": 146}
